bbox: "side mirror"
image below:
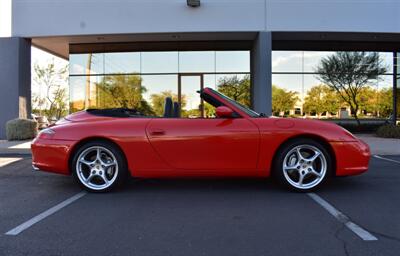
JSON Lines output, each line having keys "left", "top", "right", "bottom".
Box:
{"left": 216, "top": 106, "right": 234, "bottom": 118}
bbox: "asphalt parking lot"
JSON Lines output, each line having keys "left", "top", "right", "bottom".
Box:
{"left": 0, "top": 155, "right": 399, "bottom": 256}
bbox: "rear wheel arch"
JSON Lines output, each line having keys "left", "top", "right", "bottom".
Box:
{"left": 68, "top": 137, "right": 128, "bottom": 174}
{"left": 270, "top": 134, "right": 337, "bottom": 177}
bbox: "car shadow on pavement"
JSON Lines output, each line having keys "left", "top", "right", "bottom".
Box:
{"left": 109, "top": 176, "right": 367, "bottom": 195}
{"left": 119, "top": 177, "right": 286, "bottom": 194}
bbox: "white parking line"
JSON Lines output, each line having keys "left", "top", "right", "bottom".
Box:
{"left": 373, "top": 155, "right": 400, "bottom": 164}
{"left": 307, "top": 193, "right": 378, "bottom": 241}
{"left": 0, "top": 157, "right": 22, "bottom": 167}
{"left": 5, "top": 192, "right": 87, "bottom": 236}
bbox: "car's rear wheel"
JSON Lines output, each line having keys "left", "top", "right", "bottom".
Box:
{"left": 274, "top": 139, "right": 332, "bottom": 192}
{"left": 71, "top": 141, "right": 128, "bottom": 192}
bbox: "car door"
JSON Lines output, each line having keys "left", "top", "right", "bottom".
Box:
{"left": 146, "top": 117, "right": 260, "bottom": 173}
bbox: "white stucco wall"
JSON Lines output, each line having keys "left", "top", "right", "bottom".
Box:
{"left": 11, "top": 0, "right": 400, "bottom": 37}
{"left": 0, "top": 0, "right": 12, "bottom": 37}
{"left": 267, "top": 0, "right": 400, "bottom": 33}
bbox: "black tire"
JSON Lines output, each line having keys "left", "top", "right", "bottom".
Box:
{"left": 71, "top": 140, "right": 128, "bottom": 193}
{"left": 273, "top": 138, "right": 333, "bottom": 192}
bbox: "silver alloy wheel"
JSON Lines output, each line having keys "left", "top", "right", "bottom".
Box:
{"left": 282, "top": 144, "right": 327, "bottom": 190}
{"left": 76, "top": 146, "right": 119, "bottom": 191}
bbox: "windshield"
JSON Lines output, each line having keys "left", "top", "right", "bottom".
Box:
{"left": 210, "top": 89, "right": 260, "bottom": 118}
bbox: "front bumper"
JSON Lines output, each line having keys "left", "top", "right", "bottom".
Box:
{"left": 331, "top": 139, "right": 371, "bottom": 176}
{"left": 31, "top": 138, "right": 76, "bottom": 175}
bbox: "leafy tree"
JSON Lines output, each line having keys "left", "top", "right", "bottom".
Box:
{"left": 357, "top": 86, "right": 378, "bottom": 116}
{"left": 217, "top": 75, "right": 251, "bottom": 107}
{"left": 303, "top": 85, "right": 340, "bottom": 117}
{"left": 51, "top": 88, "right": 69, "bottom": 119}
{"left": 204, "top": 102, "right": 216, "bottom": 118}
{"left": 376, "top": 87, "right": 393, "bottom": 117}
{"left": 272, "top": 85, "right": 298, "bottom": 116}
{"left": 33, "top": 61, "right": 68, "bottom": 120}
{"left": 316, "top": 52, "right": 387, "bottom": 125}
{"left": 95, "top": 75, "right": 154, "bottom": 115}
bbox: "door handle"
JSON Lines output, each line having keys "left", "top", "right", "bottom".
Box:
{"left": 149, "top": 129, "right": 165, "bottom": 136}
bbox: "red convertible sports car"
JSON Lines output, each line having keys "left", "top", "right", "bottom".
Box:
{"left": 32, "top": 88, "right": 370, "bottom": 192}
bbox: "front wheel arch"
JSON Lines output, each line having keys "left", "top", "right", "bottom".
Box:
{"left": 68, "top": 137, "right": 129, "bottom": 175}
{"left": 270, "top": 135, "right": 336, "bottom": 178}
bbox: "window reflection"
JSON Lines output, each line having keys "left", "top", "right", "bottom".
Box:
{"left": 69, "top": 50, "right": 251, "bottom": 115}
{"left": 179, "top": 51, "right": 215, "bottom": 73}
{"left": 69, "top": 53, "right": 103, "bottom": 75}
{"left": 141, "top": 75, "right": 178, "bottom": 117}
{"left": 141, "top": 52, "right": 178, "bottom": 74}
{"left": 104, "top": 52, "right": 140, "bottom": 74}
{"left": 271, "top": 51, "right": 302, "bottom": 73}
{"left": 216, "top": 51, "right": 250, "bottom": 73}
{"left": 180, "top": 76, "right": 202, "bottom": 118}
{"left": 69, "top": 76, "right": 86, "bottom": 112}
{"left": 272, "top": 51, "right": 395, "bottom": 119}
{"left": 216, "top": 74, "right": 251, "bottom": 108}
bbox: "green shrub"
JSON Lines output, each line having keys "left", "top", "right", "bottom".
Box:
{"left": 376, "top": 124, "right": 400, "bottom": 139}
{"left": 321, "top": 119, "right": 388, "bottom": 133}
{"left": 338, "top": 123, "right": 383, "bottom": 133}
{"left": 6, "top": 118, "right": 38, "bottom": 141}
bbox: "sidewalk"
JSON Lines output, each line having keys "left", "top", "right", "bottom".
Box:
{"left": 356, "top": 134, "right": 400, "bottom": 155}
{"left": 0, "top": 135, "right": 398, "bottom": 156}
{"left": 0, "top": 140, "right": 32, "bottom": 155}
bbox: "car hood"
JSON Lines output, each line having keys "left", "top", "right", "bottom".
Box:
{"left": 255, "top": 117, "right": 359, "bottom": 142}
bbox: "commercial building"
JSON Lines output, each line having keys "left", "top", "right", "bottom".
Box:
{"left": 0, "top": 0, "right": 399, "bottom": 138}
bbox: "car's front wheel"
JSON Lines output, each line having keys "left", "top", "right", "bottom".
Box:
{"left": 71, "top": 141, "right": 128, "bottom": 192}
{"left": 274, "top": 139, "right": 332, "bottom": 192}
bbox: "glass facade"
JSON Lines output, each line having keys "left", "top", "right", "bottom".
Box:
{"left": 69, "top": 49, "right": 397, "bottom": 121}
{"left": 396, "top": 53, "right": 400, "bottom": 120}
{"left": 272, "top": 51, "right": 394, "bottom": 119}
{"left": 69, "top": 51, "right": 250, "bottom": 117}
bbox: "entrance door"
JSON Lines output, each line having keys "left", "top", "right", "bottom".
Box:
{"left": 179, "top": 74, "right": 204, "bottom": 118}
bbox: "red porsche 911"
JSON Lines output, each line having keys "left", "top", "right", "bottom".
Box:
{"left": 31, "top": 88, "right": 370, "bottom": 193}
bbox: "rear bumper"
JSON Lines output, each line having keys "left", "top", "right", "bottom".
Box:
{"left": 31, "top": 138, "right": 76, "bottom": 175}
{"left": 331, "top": 139, "right": 371, "bottom": 176}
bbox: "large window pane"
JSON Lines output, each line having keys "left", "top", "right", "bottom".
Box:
{"left": 380, "top": 52, "right": 393, "bottom": 74}
{"left": 303, "top": 75, "right": 341, "bottom": 118}
{"left": 69, "top": 50, "right": 251, "bottom": 114}
{"left": 141, "top": 75, "right": 178, "bottom": 116}
{"left": 272, "top": 51, "right": 302, "bottom": 73}
{"left": 216, "top": 74, "right": 251, "bottom": 107}
{"left": 104, "top": 52, "right": 140, "bottom": 74}
{"left": 179, "top": 51, "right": 215, "bottom": 73}
{"left": 272, "top": 74, "right": 303, "bottom": 95}
{"left": 87, "top": 75, "right": 104, "bottom": 109}
{"left": 181, "top": 76, "right": 202, "bottom": 118}
{"left": 271, "top": 74, "right": 302, "bottom": 117}
{"left": 141, "top": 52, "right": 178, "bottom": 74}
{"left": 303, "top": 51, "right": 335, "bottom": 73}
{"left": 375, "top": 75, "right": 393, "bottom": 118}
{"left": 397, "top": 73, "right": 400, "bottom": 119}
{"left": 69, "top": 53, "right": 104, "bottom": 75}
{"left": 204, "top": 74, "right": 216, "bottom": 90}
{"left": 273, "top": 51, "right": 395, "bottom": 119}
{"left": 216, "top": 51, "right": 250, "bottom": 73}
{"left": 69, "top": 76, "right": 86, "bottom": 112}
{"left": 89, "top": 75, "right": 152, "bottom": 114}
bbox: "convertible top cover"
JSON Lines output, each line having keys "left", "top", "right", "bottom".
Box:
{"left": 86, "top": 108, "right": 146, "bottom": 118}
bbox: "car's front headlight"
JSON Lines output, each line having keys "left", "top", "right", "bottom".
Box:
{"left": 37, "top": 128, "right": 55, "bottom": 139}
